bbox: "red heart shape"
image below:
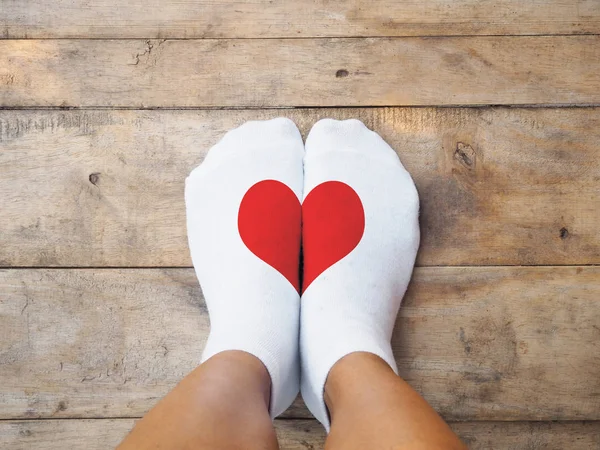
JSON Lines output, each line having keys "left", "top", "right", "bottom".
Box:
{"left": 238, "top": 180, "right": 302, "bottom": 293}
{"left": 302, "top": 181, "right": 365, "bottom": 292}
{"left": 238, "top": 180, "right": 364, "bottom": 294}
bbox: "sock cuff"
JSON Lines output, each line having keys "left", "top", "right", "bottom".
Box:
{"left": 300, "top": 331, "right": 397, "bottom": 431}
{"left": 202, "top": 336, "right": 299, "bottom": 419}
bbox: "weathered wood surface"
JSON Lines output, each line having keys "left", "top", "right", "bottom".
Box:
{"left": 2, "top": 1, "right": 599, "bottom": 39}
{"left": 1, "top": 419, "right": 599, "bottom": 450}
{"left": 2, "top": 37, "right": 600, "bottom": 107}
{"left": 1, "top": 108, "right": 599, "bottom": 267}
{"left": 2, "top": 3, "right": 598, "bottom": 449}
{"left": 1, "top": 267, "right": 598, "bottom": 420}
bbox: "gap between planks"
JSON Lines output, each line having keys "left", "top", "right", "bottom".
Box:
{"left": 3, "top": 104, "right": 600, "bottom": 111}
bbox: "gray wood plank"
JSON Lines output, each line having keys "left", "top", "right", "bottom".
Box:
{"left": 1, "top": 267, "right": 598, "bottom": 420}
{"left": 1, "top": 37, "right": 600, "bottom": 107}
{"left": 2, "top": 1, "right": 599, "bottom": 38}
{"left": 0, "top": 419, "right": 599, "bottom": 450}
{"left": 1, "top": 108, "right": 599, "bottom": 267}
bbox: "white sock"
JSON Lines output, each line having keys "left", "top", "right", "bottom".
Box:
{"left": 300, "top": 119, "right": 420, "bottom": 430}
{"left": 185, "top": 118, "right": 304, "bottom": 418}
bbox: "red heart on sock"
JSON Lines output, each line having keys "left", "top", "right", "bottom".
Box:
{"left": 238, "top": 180, "right": 303, "bottom": 293}
{"left": 238, "top": 180, "right": 365, "bottom": 294}
{"left": 301, "top": 181, "right": 365, "bottom": 292}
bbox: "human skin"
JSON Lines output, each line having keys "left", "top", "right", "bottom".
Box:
{"left": 117, "top": 350, "right": 466, "bottom": 450}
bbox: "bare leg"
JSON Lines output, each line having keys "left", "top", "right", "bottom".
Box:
{"left": 324, "top": 352, "right": 466, "bottom": 450}
{"left": 117, "top": 351, "right": 279, "bottom": 450}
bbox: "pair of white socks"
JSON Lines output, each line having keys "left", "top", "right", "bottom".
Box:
{"left": 185, "top": 118, "right": 420, "bottom": 430}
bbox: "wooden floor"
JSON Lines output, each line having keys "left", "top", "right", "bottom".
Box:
{"left": 1, "top": 2, "right": 600, "bottom": 449}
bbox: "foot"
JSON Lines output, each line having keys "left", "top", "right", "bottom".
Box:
{"left": 300, "top": 119, "right": 420, "bottom": 430}
{"left": 185, "top": 118, "right": 304, "bottom": 417}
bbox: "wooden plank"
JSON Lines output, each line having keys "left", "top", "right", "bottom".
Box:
{"left": 1, "top": 1, "right": 599, "bottom": 39}
{"left": 1, "top": 419, "right": 599, "bottom": 450}
{"left": 0, "top": 267, "right": 598, "bottom": 420}
{"left": 1, "top": 37, "right": 600, "bottom": 107}
{"left": 1, "top": 108, "right": 599, "bottom": 267}
{"left": 453, "top": 421, "right": 600, "bottom": 450}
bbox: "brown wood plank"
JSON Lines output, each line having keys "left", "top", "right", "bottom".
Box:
{"left": 1, "top": 419, "right": 599, "bottom": 450}
{"left": 453, "top": 421, "right": 600, "bottom": 449}
{"left": 1, "top": 108, "right": 599, "bottom": 267}
{"left": 0, "top": 267, "right": 598, "bottom": 420}
{"left": 1, "top": 37, "right": 600, "bottom": 107}
{"left": 1, "top": 1, "right": 599, "bottom": 39}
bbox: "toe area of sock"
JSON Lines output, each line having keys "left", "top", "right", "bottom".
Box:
{"left": 305, "top": 118, "right": 399, "bottom": 165}
{"left": 188, "top": 117, "right": 303, "bottom": 179}
{"left": 220, "top": 117, "right": 302, "bottom": 150}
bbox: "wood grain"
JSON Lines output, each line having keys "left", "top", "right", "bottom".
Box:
{"left": 1, "top": 1, "right": 599, "bottom": 38}
{"left": 1, "top": 108, "right": 599, "bottom": 267}
{"left": 1, "top": 419, "right": 599, "bottom": 450}
{"left": 2, "top": 37, "right": 600, "bottom": 107}
{"left": 1, "top": 267, "right": 598, "bottom": 420}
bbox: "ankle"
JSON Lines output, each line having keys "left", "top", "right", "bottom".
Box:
{"left": 201, "top": 351, "right": 272, "bottom": 411}
{"left": 324, "top": 352, "right": 396, "bottom": 416}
